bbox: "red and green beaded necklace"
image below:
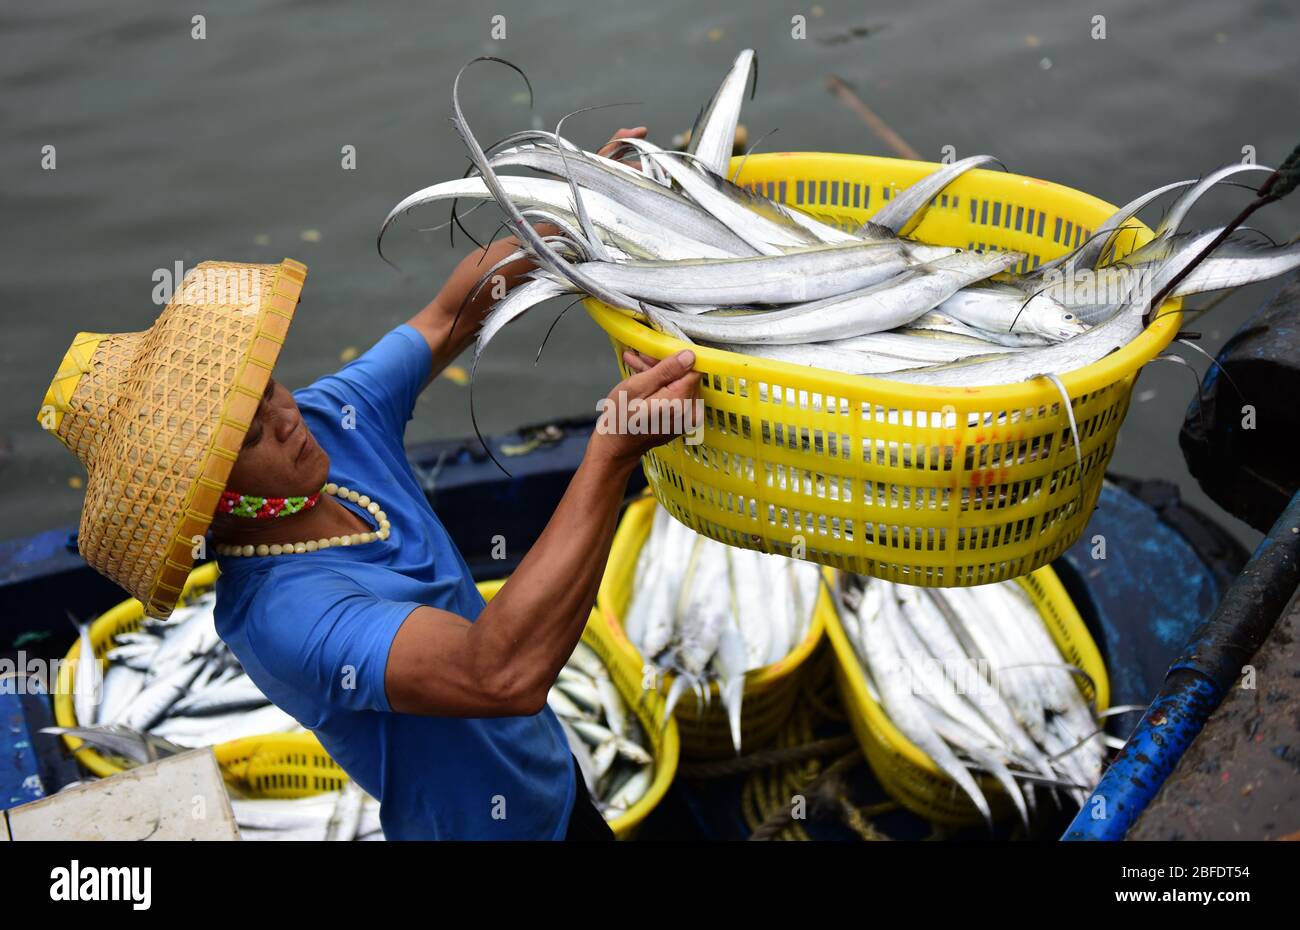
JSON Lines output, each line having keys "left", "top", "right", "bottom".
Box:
{"left": 217, "top": 485, "right": 325, "bottom": 519}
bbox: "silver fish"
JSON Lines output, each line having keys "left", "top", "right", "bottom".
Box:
{"left": 147, "top": 702, "right": 301, "bottom": 748}
{"left": 626, "top": 139, "right": 838, "bottom": 253}
{"left": 605, "top": 764, "right": 653, "bottom": 814}
{"left": 487, "top": 142, "right": 758, "bottom": 255}
{"left": 868, "top": 155, "right": 1002, "bottom": 236}
{"left": 384, "top": 175, "right": 738, "bottom": 261}
{"left": 1054, "top": 233, "right": 1300, "bottom": 324}
{"left": 117, "top": 655, "right": 205, "bottom": 732}
{"left": 661, "top": 251, "right": 1022, "bottom": 345}
{"left": 882, "top": 228, "right": 1224, "bottom": 386}
{"left": 1152, "top": 162, "right": 1274, "bottom": 241}
{"left": 325, "top": 781, "right": 367, "bottom": 842}
{"left": 72, "top": 616, "right": 101, "bottom": 726}
{"left": 168, "top": 676, "right": 271, "bottom": 718}
{"left": 575, "top": 240, "right": 923, "bottom": 306}
{"left": 473, "top": 275, "right": 575, "bottom": 370}
{"left": 936, "top": 282, "right": 1086, "bottom": 341}
{"left": 41, "top": 724, "right": 188, "bottom": 766}
{"left": 450, "top": 58, "right": 677, "bottom": 321}
{"left": 96, "top": 663, "right": 146, "bottom": 727}
{"left": 820, "top": 329, "right": 1013, "bottom": 365}
{"left": 623, "top": 505, "right": 817, "bottom": 750}
{"left": 868, "top": 582, "right": 992, "bottom": 824}
{"left": 687, "top": 48, "right": 755, "bottom": 176}
{"left": 837, "top": 574, "right": 1105, "bottom": 824}
{"left": 905, "top": 309, "right": 1052, "bottom": 347}
{"left": 1033, "top": 179, "right": 1196, "bottom": 280}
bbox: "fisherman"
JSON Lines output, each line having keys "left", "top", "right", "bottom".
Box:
{"left": 38, "top": 127, "right": 701, "bottom": 841}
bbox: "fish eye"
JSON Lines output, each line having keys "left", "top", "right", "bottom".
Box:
{"left": 1064, "top": 314, "right": 1074, "bottom": 320}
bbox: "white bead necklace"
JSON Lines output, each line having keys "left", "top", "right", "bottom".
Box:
{"left": 214, "top": 483, "right": 390, "bottom": 558}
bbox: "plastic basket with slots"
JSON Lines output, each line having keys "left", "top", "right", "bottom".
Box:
{"left": 585, "top": 153, "right": 1182, "bottom": 586}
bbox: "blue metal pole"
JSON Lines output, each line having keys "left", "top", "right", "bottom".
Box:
{"left": 1063, "top": 488, "right": 1300, "bottom": 840}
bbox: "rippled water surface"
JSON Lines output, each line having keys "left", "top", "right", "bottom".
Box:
{"left": 3, "top": 0, "right": 1297, "bottom": 544}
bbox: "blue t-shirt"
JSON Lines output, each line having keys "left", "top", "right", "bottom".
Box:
{"left": 213, "top": 324, "right": 575, "bottom": 840}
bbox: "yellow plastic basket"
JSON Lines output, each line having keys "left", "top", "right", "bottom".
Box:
{"left": 534, "top": 575, "right": 681, "bottom": 839}
{"left": 56, "top": 569, "right": 676, "bottom": 839}
{"left": 215, "top": 731, "right": 350, "bottom": 797}
{"left": 586, "top": 153, "right": 1182, "bottom": 587}
{"left": 598, "top": 494, "right": 829, "bottom": 760}
{"left": 54, "top": 560, "right": 221, "bottom": 778}
{"left": 823, "top": 566, "right": 1110, "bottom": 825}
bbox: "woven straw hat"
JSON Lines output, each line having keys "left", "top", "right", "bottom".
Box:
{"left": 37, "top": 259, "right": 307, "bottom": 618}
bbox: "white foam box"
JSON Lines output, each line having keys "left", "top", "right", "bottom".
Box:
{"left": 4, "top": 748, "right": 238, "bottom": 841}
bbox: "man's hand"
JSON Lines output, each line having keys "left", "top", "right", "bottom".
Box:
{"left": 589, "top": 348, "right": 702, "bottom": 471}
{"left": 595, "top": 127, "right": 647, "bottom": 167}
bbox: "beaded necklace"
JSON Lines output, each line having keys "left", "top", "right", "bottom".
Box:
{"left": 217, "top": 485, "right": 324, "bottom": 519}
{"left": 215, "top": 483, "right": 390, "bottom": 557}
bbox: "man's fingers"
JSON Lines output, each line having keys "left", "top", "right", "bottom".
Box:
{"left": 623, "top": 349, "right": 696, "bottom": 396}
{"left": 657, "top": 365, "right": 701, "bottom": 393}
{"left": 653, "top": 372, "right": 703, "bottom": 431}
{"left": 621, "top": 348, "right": 659, "bottom": 373}
{"left": 656, "top": 370, "right": 702, "bottom": 404}
{"left": 621, "top": 348, "right": 650, "bottom": 373}
{"left": 598, "top": 127, "right": 649, "bottom": 158}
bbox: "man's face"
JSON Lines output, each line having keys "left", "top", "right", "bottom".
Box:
{"left": 226, "top": 378, "right": 329, "bottom": 496}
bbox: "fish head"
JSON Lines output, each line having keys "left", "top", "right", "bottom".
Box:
{"left": 1018, "top": 293, "right": 1088, "bottom": 340}
{"left": 907, "top": 243, "right": 962, "bottom": 264}
{"left": 921, "top": 249, "right": 1024, "bottom": 280}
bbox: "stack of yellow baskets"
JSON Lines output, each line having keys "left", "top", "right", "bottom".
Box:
{"left": 589, "top": 154, "right": 1149, "bottom": 818}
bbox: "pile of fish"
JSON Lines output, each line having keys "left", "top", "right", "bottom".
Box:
{"left": 52, "top": 596, "right": 383, "bottom": 841}
{"left": 59, "top": 591, "right": 301, "bottom": 756}
{"left": 231, "top": 782, "right": 384, "bottom": 842}
{"left": 835, "top": 575, "right": 1116, "bottom": 829}
{"left": 621, "top": 505, "right": 822, "bottom": 752}
{"left": 381, "top": 49, "right": 1300, "bottom": 393}
{"left": 548, "top": 641, "right": 654, "bottom": 821}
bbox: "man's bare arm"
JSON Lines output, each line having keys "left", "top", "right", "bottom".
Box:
{"left": 384, "top": 348, "right": 698, "bottom": 717}
{"left": 403, "top": 232, "right": 552, "bottom": 385}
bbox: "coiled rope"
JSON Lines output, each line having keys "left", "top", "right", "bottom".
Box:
{"left": 730, "top": 644, "right": 897, "bottom": 840}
